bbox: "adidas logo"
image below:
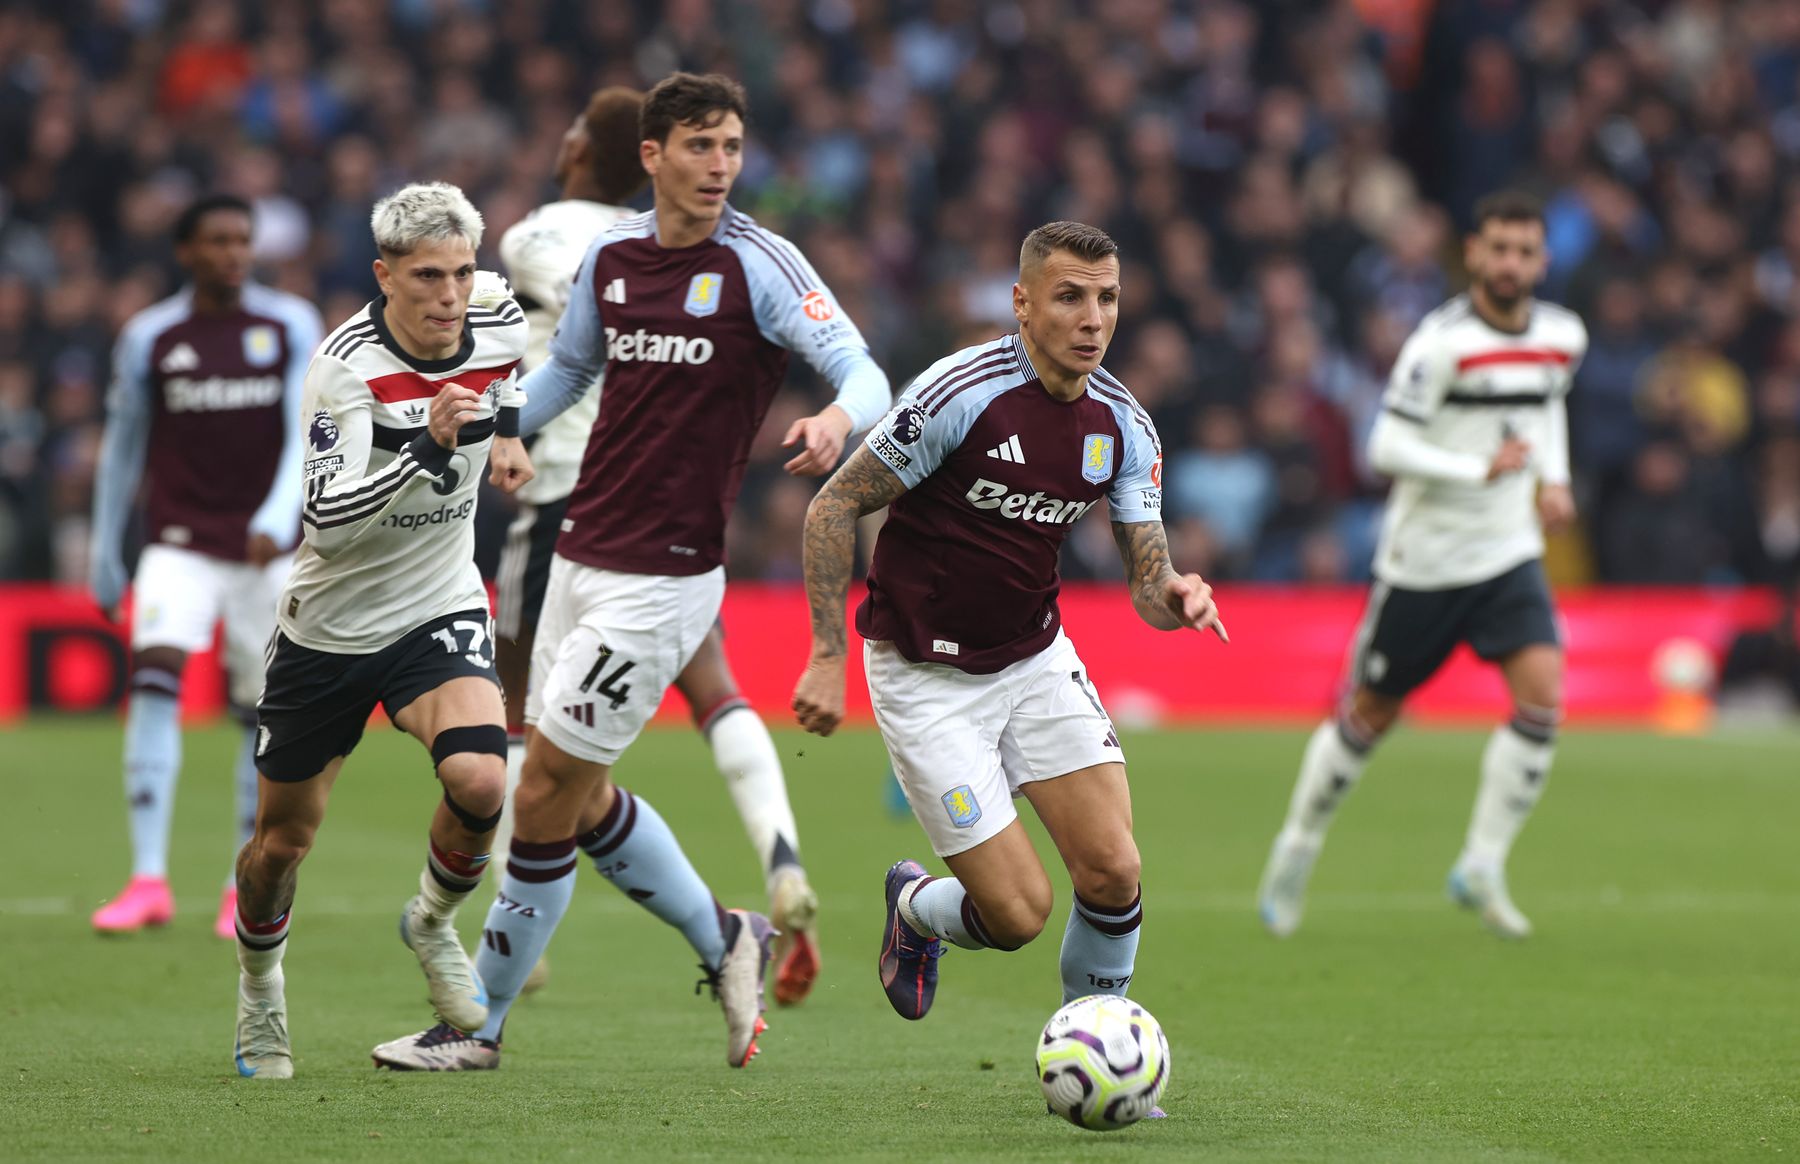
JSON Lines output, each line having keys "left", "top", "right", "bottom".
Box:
{"left": 402, "top": 402, "right": 427, "bottom": 424}
{"left": 985, "top": 434, "right": 1025, "bottom": 463}
{"left": 160, "top": 343, "right": 200, "bottom": 373}
{"left": 601, "top": 277, "right": 627, "bottom": 304}
{"left": 562, "top": 702, "right": 595, "bottom": 727}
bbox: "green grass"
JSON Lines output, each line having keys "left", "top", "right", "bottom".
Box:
{"left": 3, "top": 720, "right": 1797, "bottom": 1162}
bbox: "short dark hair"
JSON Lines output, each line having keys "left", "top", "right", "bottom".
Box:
{"left": 583, "top": 87, "right": 648, "bottom": 204}
{"left": 174, "top": 194, "right": 253, "bottom": 244}
{"left": 640, "top": 72, "right": 748, "bottom": 146}
{"left": 1019, "top": 221, "right": 1119, "bottom": 273}
{"left": 1471, "top": 189, "right": 1545, "bottom": 231}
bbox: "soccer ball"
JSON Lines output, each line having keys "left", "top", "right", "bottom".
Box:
{"left": 1035, "top": 994, "right": 1170, "bottom": 1130}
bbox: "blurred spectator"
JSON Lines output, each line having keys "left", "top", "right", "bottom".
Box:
{"left": 0, "top": 0, "right": 1794, "bottom": 592}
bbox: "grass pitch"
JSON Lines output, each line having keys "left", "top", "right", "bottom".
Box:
{"left": 2, "top": 718, "right": 1797, "bottom": 1161}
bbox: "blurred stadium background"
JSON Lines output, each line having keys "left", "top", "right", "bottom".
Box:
{"left": 1, "top": 0, "right": 1799, "bottom": 726}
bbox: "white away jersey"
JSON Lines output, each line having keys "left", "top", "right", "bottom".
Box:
{"left": 498, "top": 198, "right": 634, "bottom": 504}
{"left": 280, "top": 280, "right": 527, "bottom": 652}
{"left": 1374, "top": 295, "right": 1587, "bottom": 589}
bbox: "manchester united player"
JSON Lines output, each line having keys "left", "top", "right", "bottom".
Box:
{"left": 231, "top": 182, "right": 533, "bottom": 1078}
{"left": 89, "top": 194, "right": 321, "bottom": 940}
{"left": 373, "top": 72, "right": 890, "bottom": 1071}
{"left": 1256, "top": 191, "right": 1587, "bottom": 941}
{"left": 792, "top": 222, "right": 1226, "bottom": 1033}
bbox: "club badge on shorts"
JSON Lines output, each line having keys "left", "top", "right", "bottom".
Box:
{"left": 1081, "top": 434, "right": 1115, "bottom": 483}
{"left": 941, "top": 785, "right": 982, "bottom": 829}
{"left": 684, "top": 272, "right": 723, "bottom": 318}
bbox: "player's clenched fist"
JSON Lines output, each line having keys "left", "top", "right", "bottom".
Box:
{"left": 428, "top": 382, "right": 484, "bottom": 449}
{"left": 488, "top": 436, "right": 535, "bottom": 495}
{"left": 792, "top": 656, "right": 846, "bottom": 736}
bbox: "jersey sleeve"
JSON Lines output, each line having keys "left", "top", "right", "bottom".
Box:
{"left": 89, "top": 319, "right": 156, "bottom": 606}
{"left": 298, "top": 355, "right": 452, "bottom": 560}
{"left": 861, "top": 367, "right": 985, "bottom": 489}
{"left": 247, "top": 296, "right": 324, "bottom": 547}
{"left": 739, "top": 233, "right": 891, "bottom": 432}
{"left": 1107, "top": 416, "right": 1164, "bottom": 524}
{"left": 1380, "top": 326, "right": 1457, "bottom": 423}
{"left": 520, "top": 238, "right": 608, "bottom": 436}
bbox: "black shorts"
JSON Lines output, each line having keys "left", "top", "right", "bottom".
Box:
{"left": 255, "top": 609, "right": 500, "bottom": 781}
{"left": 495, "top": 497, "right": 567, "bottom": 641}
{"left": 1350, "top": 559, "right": 1560, "bottom": 698}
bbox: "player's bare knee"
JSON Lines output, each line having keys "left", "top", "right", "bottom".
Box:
{"left": 431, "top": 724, "right": 508, "bottom": 832}
{"left": 1348, "top": 687, "right": 1402, "bottom": 740}
{"left": 1070, "top": 847, "right": 1141, "bottom": 910}
{"left": 254, "top": 823, "right": 313, "bottom": 872}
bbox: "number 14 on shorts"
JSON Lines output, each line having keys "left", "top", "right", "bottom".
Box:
{"left": 579, "top": 643, "right": 635, "bottom": 710}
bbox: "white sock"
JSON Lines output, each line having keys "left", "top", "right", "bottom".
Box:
{"left": 1463, "top": 718, "right": 1555, "bottom": 868}
{"left": 418, "top": 841, "right": 491, "bottom": 919}
{"left": 1279, "top": 719, "right": 1374, "bottom": 845}
{"left": 705, "top": 704, "right": 801, "bottom": 880}
{"left": 236, "top": 908, "right": 289, "bottom": 989}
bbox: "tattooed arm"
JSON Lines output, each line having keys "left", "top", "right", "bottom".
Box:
{"left": 1111, "top": 520, "right": 1230, "bottom": 639}
{"left": 793, "top": 445, "right": 910, "bottom": 735}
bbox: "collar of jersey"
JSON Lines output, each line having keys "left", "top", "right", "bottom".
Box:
{"left": 367, "top": 296, "right": 476, "bottom": 372}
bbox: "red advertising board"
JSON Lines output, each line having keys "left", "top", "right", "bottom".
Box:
{"left": 0, "top": 584, "right": 1777, "bottom": 725}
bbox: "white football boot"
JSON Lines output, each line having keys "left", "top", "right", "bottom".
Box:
{"left": 372, "top": 1022, "right": 500, "bottom": 1071}
{"left": 1256, "top": 831, "right": 1322, "bottom": 938}
{"left": 234, "top": 969, "right": 293, "bottom": 1079}
{"left": 699, "top": 909, "right": 774, "bottom": 1067}
{"left": 398, "top": 895, "right": 488, "bottom": 1030}
{"left": 1447, "top": 860, "right": 1532, "bottom": 939}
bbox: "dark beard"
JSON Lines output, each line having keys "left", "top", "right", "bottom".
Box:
{"left": 1480, "top": 278, "right": 1524, "bottom": 310}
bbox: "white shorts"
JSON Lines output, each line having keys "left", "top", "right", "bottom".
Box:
{"left": 865, "top": 629, "right": 1125, "bottom": 858}
{"left": 131, "top": 544, "right": 289, "bottom": 707}
{"left": 527, "top": 557, "right": 725, "bottom": 765}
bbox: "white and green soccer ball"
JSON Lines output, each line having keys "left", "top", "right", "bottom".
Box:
{"left": 1035, "top": 994, "right": 1169, "bottom": 1130}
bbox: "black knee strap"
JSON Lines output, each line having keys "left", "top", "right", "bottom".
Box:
{"left": 431, "top": 724, "right": 508, "bottom": 766}
{"left": 442, "top": 788, "right": 503, "bottom": 833}
{"left": 432, "top": 725, "right": 508, "bottom": 832}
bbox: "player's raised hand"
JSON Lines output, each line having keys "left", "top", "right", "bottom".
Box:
{"left": 1487, "top": 436, "right": 1531, "bottom": 481}
{"left": 488, "top": 436, "right": 535, "bottom": 494}
{"left": 428, "top": 382, "right": 484, "bottom": 449}
{"left": 1163, "top": 573, "right": 1229, "bottom": 642}
{"left": 792, "top": 655, "right": 847, "bottom": 736}
{"left": 782, "top": 405, "right": 855, "bottom": 477}
{"left": 1537, "top": 482, "right": 1576, "bottom": 534}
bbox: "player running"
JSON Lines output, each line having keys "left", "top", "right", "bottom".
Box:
{"left": 231, "top": 182, "right": 533, "bottom": 1079}
{"left": 792, "top": 221, "right": 1227, "bottom": 1028}
{"left": 371, "top": 72, "right": 889, "bottom": 1073}
{"left": 89, "top": 194, "right": 321, "bottom": 941}
{"left": 491, "top": 85, "right": 822, "bottom": 1005}
{"left": 1256, "top": 190, "right": 1587, "bottom": 940}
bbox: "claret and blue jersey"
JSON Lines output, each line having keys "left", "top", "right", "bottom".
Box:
{"left": 858, "top": 333, "right": 1164, "bottom": 674}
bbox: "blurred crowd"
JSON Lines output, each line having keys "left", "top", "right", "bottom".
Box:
{"left": 2, "top": 0, "right": 1799, "bottom": 590}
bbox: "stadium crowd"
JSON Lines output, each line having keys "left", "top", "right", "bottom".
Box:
{"left": 1, "top": 0, "right": 1798, "bottom": 590}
